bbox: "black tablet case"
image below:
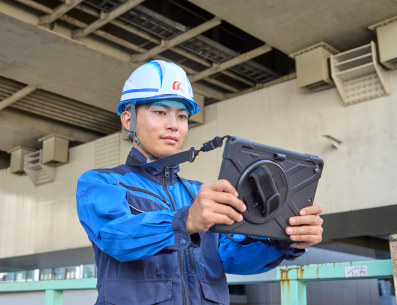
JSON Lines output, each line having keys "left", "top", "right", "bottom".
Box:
{"left": 210, "top": 137, "right": 324, "bottom": 241}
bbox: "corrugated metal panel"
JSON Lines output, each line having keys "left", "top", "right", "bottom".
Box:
{"left": 0, "top": 76, "right": 120, "bottom": 135}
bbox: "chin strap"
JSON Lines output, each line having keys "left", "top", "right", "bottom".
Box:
{"left": 126, "top": 135, "right": 233, "bottom": 168}
{"left": 126, "top": 104, "right": 158, "bottom": 163}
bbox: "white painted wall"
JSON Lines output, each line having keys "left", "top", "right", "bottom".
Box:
{"left": 1, "top": 70, "right": 396, "bottom": 259}
{"left": 0, "top": 133, "right": 133, "bottom": 259}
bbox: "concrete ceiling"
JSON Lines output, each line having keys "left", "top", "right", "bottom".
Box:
{"left": 189, "top": 0, "right": 397, "bottom": 54}
{"left": 1, "top": 0, "right": 397, "bottom": 157}
{"left": 0, "top": 11, "right": 133, "bottom": 113}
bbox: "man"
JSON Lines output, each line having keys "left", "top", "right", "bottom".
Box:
{"left": 76, "top": 60, "right": 323, "bottom": 305}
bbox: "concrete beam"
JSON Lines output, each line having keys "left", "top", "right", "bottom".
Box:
{"left": 189, "top": 44, "right": 272, "bottom": 83}
{"left": 39, "top": 0, "right": 84, "bottom": 25}
{"left": 171, "top": 47, "right": 255, "bottom": 87}
{"left": 131, "top": 17, "right": 221, "bottom": 63}
{"left": 226, "top": 73, "right": 296, "bottom": 99}
{"left": 66, "top": 3, "right": 250, "bottom": 92}
{"left": 331, "top": 236, "right": 390, "bottom": 252}
{"left": 0, "top": 85, "right": 37, "bottom": 111}
{"left": 73, "top": 0, "right": 145, "bottom": 39}
{"left": 7, "top": 0, "right": 227, "bottom": 99}
{"left": 191, "top": 83, "right": 225, "bottom": 100}
{"left": 0, "top": 108, "right": 102, "bottom": 152}
{"left": 76, "top": 3, "right": 253, "bottom": 87}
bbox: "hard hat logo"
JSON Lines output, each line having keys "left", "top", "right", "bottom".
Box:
{"left": 172, "top": 81, "right": 183, "bottom": 92}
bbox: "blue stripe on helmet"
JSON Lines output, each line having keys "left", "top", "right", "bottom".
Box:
{"left": 122, "top": 88, "right": 159, "bottom": 96}
{"left": 148, "top": 61, "right": 163, "bottom": 88}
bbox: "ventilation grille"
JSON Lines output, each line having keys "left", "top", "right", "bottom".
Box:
{"left": 94, "top": 133, "right": 120, "bottom": 169}
{"left": 331, "top": 42, "right": 389, "bottom": 106}
{"left": 0, "top": 76, "right": 120, "bottom": 135}
{"left": 342, "top": 74, "right": 387, "bottom": 106}
{"left": 23, "top": 150, "right": 55, "bottom": 186}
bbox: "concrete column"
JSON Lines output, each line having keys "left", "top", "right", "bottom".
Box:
{"left": 389, "top": 234, "right": 397, "bottom": 304}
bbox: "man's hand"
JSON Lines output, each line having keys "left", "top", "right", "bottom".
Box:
{"left": 185, "top": 180, "right": 246, "bottom": 235}
{"left": 286, "top": 204, "right": 323, "bottom": 249}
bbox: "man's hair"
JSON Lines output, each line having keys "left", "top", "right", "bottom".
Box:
{"left": 123, "top": 102, "right": 154, "bottom": 142}
{"left": 124, "top": 102, "right": 153, "bottom": 114}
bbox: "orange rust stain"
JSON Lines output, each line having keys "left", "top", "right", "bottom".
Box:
{"left": 298, "top": 266, "right": 304, "bottom": 279}
{"left": 280, "top": 269, "right": 291, "bottom": 294}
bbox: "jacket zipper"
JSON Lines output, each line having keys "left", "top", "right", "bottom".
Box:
{"left": 119, "top": 182, "right": 170, "bottom": 206}
{"left": 188, "top": 247, "right": 196, "bottom": 274}
{"left": 162, "top": 167, "right": 190, "bottom": 305}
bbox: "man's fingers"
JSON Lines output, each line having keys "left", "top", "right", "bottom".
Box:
{"left": 289, "top": 234, "right": 322, "bottom": 244}
{"left": 289, "top": 215, "right": 323, "bottom": 226}
{"left": 209, "top": 213, "right": 235, "bottom": 226}
{"left": 286, "top": 225, "right": 323, "bottom": 236}
{"left": 211, "top": 203, "right": 243, "bottom": 222}
{"left": 209, "top": 179, "right": 238, "bottom": 197}
{"left": 210, "top": 192, "right": 246, "bottom": 213}
{"left": 300, "top": 204, "right": 322, "bottom": 216}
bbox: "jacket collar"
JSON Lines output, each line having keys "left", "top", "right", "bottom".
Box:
{"left": 127, "top": 147, "right": 180, "bottom": 185}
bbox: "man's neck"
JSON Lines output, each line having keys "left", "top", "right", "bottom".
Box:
{"left": 133, "top": 142, "right": 150, "bottom": 159}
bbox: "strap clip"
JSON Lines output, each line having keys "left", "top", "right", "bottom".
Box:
{"left": 201, "top": 136, "right": 224, "bottom": 152}
{"left": 188, "top": 147, "right": 200, "bottom": 163}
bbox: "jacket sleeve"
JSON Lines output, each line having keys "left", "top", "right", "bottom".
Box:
{"left": 218, "top": 234, "right": 304, "bottom": 275}
{"left": 76, "top": 170, "right": 194, "bottom": 262}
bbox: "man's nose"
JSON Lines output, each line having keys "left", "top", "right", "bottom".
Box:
{"left": 165, "top": 113, "right": 178, "bottom": 131}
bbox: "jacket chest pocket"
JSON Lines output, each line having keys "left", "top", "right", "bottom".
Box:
{"left": 200, "top": 281, "right": 229, "bottom": 305}
{"left": 119, "top": 182, "right": 170, "bottom": 214}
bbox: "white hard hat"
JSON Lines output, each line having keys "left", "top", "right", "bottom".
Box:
{"left": 117, "top": 60, "right": 200, "bottom": 116}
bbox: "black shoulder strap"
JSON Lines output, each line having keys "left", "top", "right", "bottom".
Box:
{"left": 126, "top": 136, "right": 230, "bottom": 168}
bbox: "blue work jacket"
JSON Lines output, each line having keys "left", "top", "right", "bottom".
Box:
{"left": 76, "top": 147, "right": 303, "bottom": 305}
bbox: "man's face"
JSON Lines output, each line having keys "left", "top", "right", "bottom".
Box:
{"left": 122, "top": 100, "right": 190, "bottom": 159}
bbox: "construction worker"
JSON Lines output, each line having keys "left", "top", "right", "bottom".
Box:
{"left": 76, "top": 60, "right": 323, "bottom": 304}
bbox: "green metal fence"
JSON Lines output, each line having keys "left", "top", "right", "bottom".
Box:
{"left": 0, "top": 260, "right": 393, "bottom": 305}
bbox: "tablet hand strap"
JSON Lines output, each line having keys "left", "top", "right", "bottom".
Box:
{"left": 249, "top": 165, "right": 281, "bottom": 217}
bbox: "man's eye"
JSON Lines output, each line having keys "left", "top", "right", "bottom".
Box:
{"left": 179, "top": 115, "right": 188, "bottom": 120}
{"left": 154, "top": 111, "right": 165, "bottom": 115}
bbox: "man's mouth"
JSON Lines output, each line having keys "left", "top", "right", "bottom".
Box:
{"left": 161, "top": 136, "right": 178, "bottom": 144}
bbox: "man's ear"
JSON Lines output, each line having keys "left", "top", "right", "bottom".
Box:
{"left": 120, "top": 111, "right": 131, "bottom": 131}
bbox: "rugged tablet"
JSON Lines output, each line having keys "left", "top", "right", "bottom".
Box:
{"left": 210, "top": 136, "right": 324, "bottom": 241}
